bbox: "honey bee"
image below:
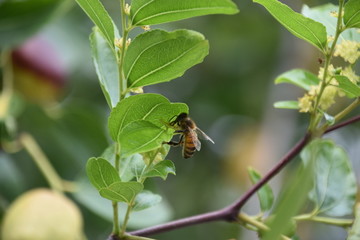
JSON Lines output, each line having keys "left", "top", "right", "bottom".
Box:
{"left": 164, "top": 113, "right": 214, "bottom": 158}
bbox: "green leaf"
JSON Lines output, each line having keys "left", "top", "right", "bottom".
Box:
{"left": 247, "top": 167, "right": 274, "bottom": 212}
{"left": 119, "top": 120, "right": 171, "bottom": 157}
{"left": 302, "top": 4, "right": 360, "bottom": 43}
{"left": 86, "top": 157, "right": 120, "bottom": 190}
{"left": 90, "top": 28, "right": 119, "bottom": 108}
{"left": 108, "top": 93, "right": 188, "bottom": 141}
{"left": 334, "top": 75, "right": 360, "bottom": 98}
{"left": 119, "top": 154, "right": 145, "bottom": 182}
{"left": 253, "top": 0, "right": 327, "bottom": 52}
{"left": 275, "top": 69, "right": 320, "bottom": 90}
{"left": 73, "top": 175, "right": 173, "bottom": 228}
{"left": 323, "top": 112, "right": 335, "bottom": 125}
{"left": 263, "top": 158, "right": 313, "bottom": 240}
{"left": 344, "top": 0, "right": 360, "bottom": 29}
{"left": 301, "top": 139, "right": 357, "bottom": 217}
{"left": 274, "top": 101, "right": 299, "bottom": 109}
{"left": 0, "top": 0, "right": 67, "bottom": 47}
{"left": 124, "top": 29, "right": 209, "bottom": 89}
{"left": 99, "top": 181, "right": 144, "bottom": 203}
{"left": 75, "top": 0, "right": 115, "bottom": 49}
{"left": 347, "top": 203, "right": 360, "bottom": 240}
{"left": 133, "top": 190, "right": 162, "bottom": 212}
{"left": 130, "top": 0, "right": 239, "bottom": 26}
{"left": 143, "top": 160, "right": 176, "bottom": 180}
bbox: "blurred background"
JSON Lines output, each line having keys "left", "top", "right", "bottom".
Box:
{"left": 0, "top": 0, "right": 359, "bottom": 239}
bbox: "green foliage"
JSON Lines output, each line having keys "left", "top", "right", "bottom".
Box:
{"left": 334, "top": 75, "right": 360, "bottom": 98}
{"left": 247, "top": 167, "right": 274, "bottom": 212}
{"left": 130, "top": 0, "right": 239, "bottom": 26}
{"left": 273, "top": 101, "right": 299, "bottom": 109}
{"left": 253, "top": 0, "right": 327, "bottom": 52}
{"left": 344, "top": 0, "right": 360, "bottom": 29}
{"left": 275, "top": 69, "right": 320, "bottom": 91}
{"left": 142, "top": 160, "right": 176, "bottom": 180}
{"left": 99, "top": 182, "right": 144, "bottom": 203}
{"left": 301, "top": 139, "right": 357, "bottom": 217}
{"left": 347, "top": 204, "right": 360, "bottom": 240}
{"left": 133, "top": 190, "right": 162, "bottom": 212}
{"left": 262, "top": 161, "right": 313, "bottom": 240}
{"left": 301, "top": 4, "right": 360, "bottom": 42}
{"left": 75, "top": 0, "right": 116, "bottom": 49}
{"left": 0, "top": 0, "right": 67, "bottom": 47}
{"left": 90, "top": 28, "right": 120, "bottom": 108}
{"left": 119, "top": 120, "right": 170, "bottom": 157}
{"left": 108, "top": 93, "right": 188, "bottom": 141}
{"left": 124, "top": 29, "right": 209, "bottom": 89}
{"left": 86, "top": 157, "right": 121, "bottom": 190}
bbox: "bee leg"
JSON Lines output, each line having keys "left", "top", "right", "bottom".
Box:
{"left": 163, "top": 135, "right": 184, "bottom": 147}
{"left": 174, "top": 130, "right": 185, "bottom": 133}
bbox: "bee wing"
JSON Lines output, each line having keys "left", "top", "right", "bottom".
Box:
{"left": 194, "top": 137, "right": 201, "bottom": 151}
{"left": 196, "top": 128, "right": 215, "bottom": 144}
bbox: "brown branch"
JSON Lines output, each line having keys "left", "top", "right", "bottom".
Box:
{"left": 129, "top": 115, "right": 360, "bottom": 237}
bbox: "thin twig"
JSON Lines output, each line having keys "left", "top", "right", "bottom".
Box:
{"left": 128, "top": 115, "right": 360, "bottom": 237}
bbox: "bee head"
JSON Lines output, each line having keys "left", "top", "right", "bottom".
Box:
{"left": 169, "top": 112, "right": 188, "bottom": 126}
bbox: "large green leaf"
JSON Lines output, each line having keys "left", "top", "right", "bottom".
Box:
{"left": 302, "top": 4, "right": 360, "bottom": 43}
{"left": 275, "top": 69, "right": 320, "bottom": 90}
{"left": 254, "top": 0, "right": 327, "bottom": 52}
{"left": 334, "top": 75, "right": 360, "bottom": 98}
{"left": 119, "top": 120, "right": 171, "bottom": 157}
{"left": 86, "top": 157, "right": 120, "bottom": 190}
{"left": 75, "top": 0, "right": 115, "bottom": 49}
{"left": 344, "top": 0, "right": 360, "bottom": 29}
{"left": 99, "top": 181, "right": 144, "bottom": 203}
{"left": 90, "top": 28, "right": 119, "bottom": 108}
{"left": 130, "top": 0, "right": 239, "bottom": 26}
{"left": 133, "top": 190, "right": 162, "bottom": 212}
{"left": 0, "top": 0, "right": 66, "bottom": 47}
{"left": 143, "top": 160, "right": 176, "bottom": 180}
{"left": 124, "top": 29, "right": 209, "bottom": 89}
{"left": 248, "top": 167, "right": 274, "bottom": 212}
{"left": 301, "top": 139, "right": 357, "bottom": 217}
{"left": 347, "top": 203, "right": 360, "bottom": 240}
{"left": 108, "top": 93, "right": 188, "bottom": 141}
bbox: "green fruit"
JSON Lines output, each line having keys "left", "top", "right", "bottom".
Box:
{"left": 1, "top": 188, "right": 84, "bottom": 240}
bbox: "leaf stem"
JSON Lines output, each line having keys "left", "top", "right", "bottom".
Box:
{"left": 0, "top": 50, "right": 13, "bottom": 120}
{"left": 309, "top": 0, "right": 345, "bottom": 132}
{"left": 112, "top": 143, "right": 121, "bottom": 236}
{"left": 294, "top": 214, "right": 353, "bottom": 227}
{"left": 19, "top": 133, "right": 64, "bottom": 193}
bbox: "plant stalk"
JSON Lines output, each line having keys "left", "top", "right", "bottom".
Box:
{"left": 20, "top": 133, "right": 64, "bottom": 193}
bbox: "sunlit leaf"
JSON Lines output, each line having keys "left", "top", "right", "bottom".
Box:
{"left": 108, "top": 93, "right": 188, "bottom": 141}
{"left": 334, "top": 75, "right": 360, "bottom": 98}
{"left": 86, "top": 157, "right": 120, "bottom": 190}
{"left": 254, "top": 0, "right": 327, "bottom": 52}
{"left": 143, "top": 160, "right": 176, "bottom": 180}
{"left": 75, "top": 0, "right": 115, "bottom": 49}
{"left": 0, "top": 0, "right": 66, "bottom": 47}
{"left": 90, "top": 28, "right": 119, "bottom": 108}
{"left": 248, "top": 167, "right": 274, "bottom": 212}
{"left": 347, "top": 203, "right": 360, "bottom": 240}
{"left": 275, "top": 69, "right": 320, "bottom": 90}
{"left": 130, "top": 0, "right": 239, "bottom": 26}
{"left": 302, "top": 4, "right": 360, "bottom": 42}
{"left": 274, "top": 101, "right": 299, "bottom": 109}
{"left": 344, "top": 0, "right": 360, "bottom": 29}
{"left": 99, "top": 181, "right": 143, "bottom": 203}
{"left": 133, "top": 190, "right": 162, "bottom": 212}
{"left": 119, "top": 120, "right": 171, "bottom": 157}
{"left": 301, "top": 139, "right": 357, "bottom": 217}
{"left": 124, "top": 29, "right": 209, "bottom": 89}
